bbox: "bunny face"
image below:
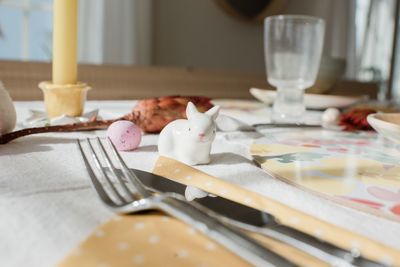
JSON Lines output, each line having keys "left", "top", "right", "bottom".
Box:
{"left": 186, "top": 102, "right": 220, "bottom": 143}
{"left": 187, "top": 114, "right": 216, "bottom": 142}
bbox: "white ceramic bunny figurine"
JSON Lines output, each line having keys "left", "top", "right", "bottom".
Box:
{"left": 158, "top": 102, "right": 220, "bottom": 165}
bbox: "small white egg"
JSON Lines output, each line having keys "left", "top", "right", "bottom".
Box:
{"left": 322, "top": 108, "right": 340, "bottom": 126}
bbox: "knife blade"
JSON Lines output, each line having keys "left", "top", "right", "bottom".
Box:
{"left": 252, "top": 123, "right": 322, "bottom": 128}
{"left": 216, "top": 114, "right": 322, "bottom": 132}
{"left": 130, "top": 168, "right": 382, "bottom": 267}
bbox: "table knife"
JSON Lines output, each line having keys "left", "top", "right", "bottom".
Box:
{"left": 252, "top": 123, "right": 322, "bottom": 128}
{"left": 131, "top": 168, "right": 383, "bottom": 267}
{"left": 216, "top": 114, "right": 322, "bottom": 132}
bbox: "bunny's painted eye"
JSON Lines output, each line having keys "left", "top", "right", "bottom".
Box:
{"left": 188, "top": 128, "right": 191, "bottom": 131}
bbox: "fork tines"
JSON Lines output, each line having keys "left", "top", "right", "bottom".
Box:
{"left": 77, "top": 138, "right": 150, "bottom": 208}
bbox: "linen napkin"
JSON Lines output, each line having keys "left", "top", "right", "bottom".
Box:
{"left": 58, "top": 156, "right": 400, "bottom": 266}
{"left": 58, "top": 157, "right": 326, "bottom": 267}
{"left": 153, "top": 157, "right": 400, "bottom": 266}
{"left": 58, "top": 211, "right": 324, "bottom": 267}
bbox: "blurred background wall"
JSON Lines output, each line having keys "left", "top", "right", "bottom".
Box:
{"left": 0, "top": 0, "right": 398, "bottom": 99}
{"left": 152, "top": 0, "right": 264, "bottom": 72}
{"left": 152, "top": 0, "right": 350, "bottom": 72}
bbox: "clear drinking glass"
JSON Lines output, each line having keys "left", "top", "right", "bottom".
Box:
{"left": 264, "top": 15, "right": 325, "bottom": 122}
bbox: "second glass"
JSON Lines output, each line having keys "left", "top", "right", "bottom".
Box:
{"left": 264, "top": 15, "right": 325, "bottom": 122}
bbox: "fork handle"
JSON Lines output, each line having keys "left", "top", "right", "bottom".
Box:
{"left": 156, "top": 196, "right": 296, "bottom": 267}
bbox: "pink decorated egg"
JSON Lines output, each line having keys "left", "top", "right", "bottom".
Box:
{"left": 107, "top": 121, "right": 142, "bottom": 151}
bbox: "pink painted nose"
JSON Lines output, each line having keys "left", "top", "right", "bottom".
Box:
{"left": 199, "top": 133, "right": 205, "bottom": 138}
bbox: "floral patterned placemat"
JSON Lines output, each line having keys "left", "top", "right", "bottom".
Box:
{"left": 251, "top": 129, "right": 400, "bottom": 221}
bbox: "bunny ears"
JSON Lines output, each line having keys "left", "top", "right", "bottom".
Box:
{"left": 186, "top": 102, "right": 220, "bottom": 121}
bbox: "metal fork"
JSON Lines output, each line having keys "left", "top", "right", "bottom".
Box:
{"left": 77, "top": 138, "right": 296, "bottom": 267}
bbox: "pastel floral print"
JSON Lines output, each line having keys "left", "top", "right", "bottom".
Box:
{"left": 368, "top": 187, "right": 400, "bottom": 202}
{"left": 252, "top": 129, "right": 400, "bottom": 219}
{"left": 368, "top": 186, "right": 400, "bottom": 216}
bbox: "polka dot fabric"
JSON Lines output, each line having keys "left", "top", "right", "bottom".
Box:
{"left": 60, "top": 213, "right": 248, "bottom": 267}
{"left": 58, "top": 157, "right": 400, "bottom": 267}
{"left": 59, "top": 212, "right": 320, "bottom": 267}
{"left": 153, "top": 157, "right": 400, "bottom": 266}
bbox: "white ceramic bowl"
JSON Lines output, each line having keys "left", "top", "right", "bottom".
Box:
{"left": 367, "top": 113, "right": 400, "bottom": 143}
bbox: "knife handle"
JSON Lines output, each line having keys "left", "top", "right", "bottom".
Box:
{"left": 270, "top": 225, "right": 382, "bottom": 267}
{"left": 218, "top": 215, "right": 381, "bottom": 267}
{"left": 155, "top": 195, "right": 296, "bottom": 267}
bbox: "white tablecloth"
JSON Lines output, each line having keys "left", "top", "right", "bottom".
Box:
{"left": 1, "top": 101, "right": 399, "bottom": 267}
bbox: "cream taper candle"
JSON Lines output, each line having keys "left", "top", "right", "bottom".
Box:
{"left": 40, "top": 0, "right": 90, "bottom": 118}
{"left": 52, "top": 0, "right": 78, "bottom": 85}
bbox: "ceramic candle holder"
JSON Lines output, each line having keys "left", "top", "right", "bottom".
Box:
{"left": 39, "top": 81, "right": 91, "bottom": 118}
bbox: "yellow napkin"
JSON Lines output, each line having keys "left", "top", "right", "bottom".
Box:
{"left": 59, "top": 156, "right": 400, "bottom": 267}
{"left": 59, "top": 211, "right": 324, "bottom": 267}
